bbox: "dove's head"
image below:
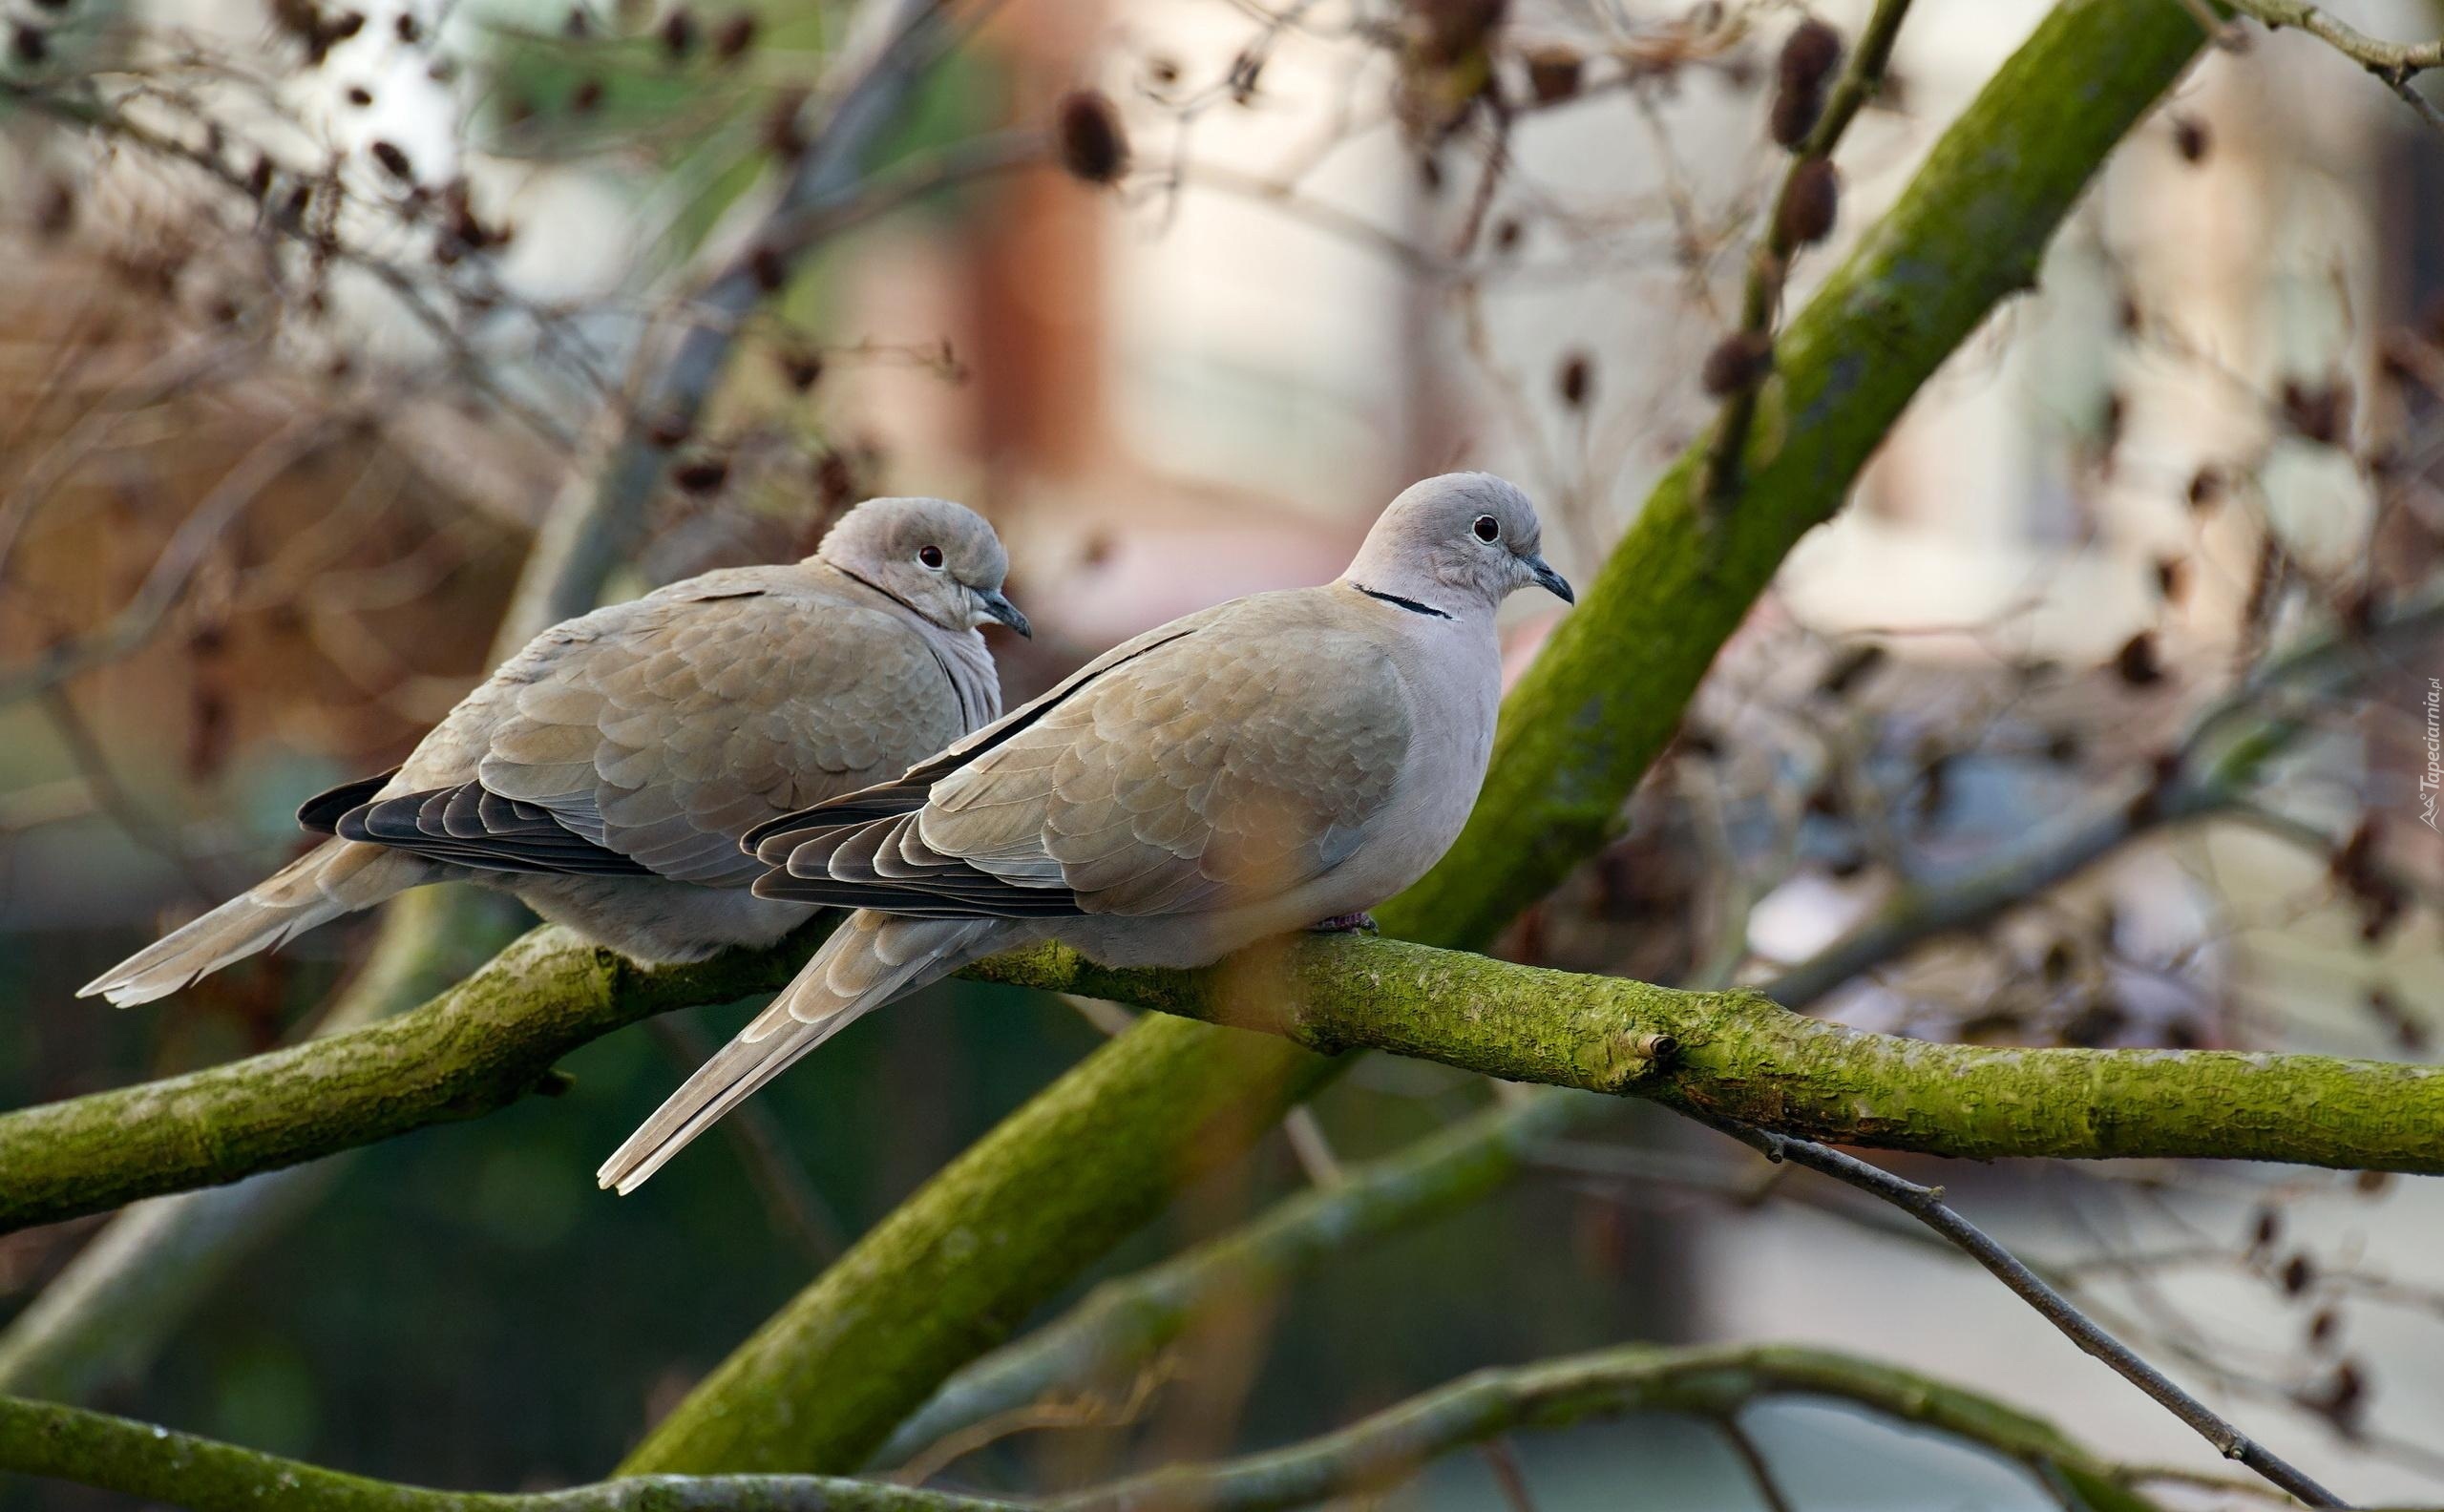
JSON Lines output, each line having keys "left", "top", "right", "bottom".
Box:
{"left": 817, "top": 496, "right": 1030, "bottom": 639}
{"left": 1344, "top": 472, "right": 1573, "bottom": 614}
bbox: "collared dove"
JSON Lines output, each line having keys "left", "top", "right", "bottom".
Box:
{"left": 599, "top": 472, "right": 1570, "bottom": 1192}
{"left": 79, "top": 497, "right": 1028, "bottom": 1008}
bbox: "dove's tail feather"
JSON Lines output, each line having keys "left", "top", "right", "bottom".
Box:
{"left": 78, "top": 841, "right": 430, "bottom": 1007}
{"left": 597, "top": 912, "right": 1010, "bottom": 1194}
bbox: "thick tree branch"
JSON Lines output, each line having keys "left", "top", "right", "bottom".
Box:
{"left": 964, "top": 936, "right": 2444, "bottom": 1171}
{"left": 12, "top": 916, "right": 2444, "bottom": 1236}
{"left": 0, "top": 922, "right": 824, "bottom": 1233}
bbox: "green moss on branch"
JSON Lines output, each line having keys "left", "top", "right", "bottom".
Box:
{"left": 0, "top": 1393, "right": 1010, "bottom": 1510}
{"left": 0, "top": 923, "right": 824, "bottom": 1233}
{"left": 0, "top": 1346, "right": 2156, "bottom": 1512}
{"left": 970, "top": 935, "right": 2444, "bottom": 1170}
{"left": 17, "top": 911, "right": 2433, "bottom": 1248}
{"left": 1056, "top": 1342, "right": 2156, "bottom": 1512}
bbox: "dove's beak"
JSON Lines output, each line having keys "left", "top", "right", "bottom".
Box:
{"left": 1526, "top": 555, "right": 1574, "bottom": 605}
{"left": 977, "top": 588, "right": 1033, "bottom": 639}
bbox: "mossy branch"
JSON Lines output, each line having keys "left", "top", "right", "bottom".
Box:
{"left": 0, "top": 1346, "right": 2163, "bottom": 1512}
{"left": 966, "top": 935, "right": 2444, "bottom": 1170}
{"left": 0, "top": 923, "right": 825, "bottom": 1234}
{"left": 1053, "top": 1343, "right": 2160, "bottom": 1512}
{"left": 0, "top": 887, "right": 522, "bottom": 1398}
{"left": 0, "top": 1393, "right": 1012, "bottom": 1511}
{"left": 11, "top": 916, "right": 2442, "bottom": 1232}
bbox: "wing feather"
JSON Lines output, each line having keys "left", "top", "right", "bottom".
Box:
{"left": 753, "top": 592, "right": 1413, "bottom": 921}
{"left": 323, "top": 569, "right": 990, "bottom": 885}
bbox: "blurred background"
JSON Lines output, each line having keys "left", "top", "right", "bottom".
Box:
{"left": 4, "top": 0, "right": 2444, "bottom": 1504}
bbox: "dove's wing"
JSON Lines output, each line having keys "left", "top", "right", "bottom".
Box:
{"left": 331, "top": 570, "right": 979, "bottom": 886}
{"left": 750, "top": 590, "right": 1416, "bottom": 919}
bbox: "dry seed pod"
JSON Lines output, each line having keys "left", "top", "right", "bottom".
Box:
{"left": 1524, "top": 46, "right": 1581, "bottom": 105}
{"left": 1778, "top": 157, "right": 1838, "bottom": 244}
{"left": 2112, "top": 631, "right": 2165, "bottom": 688}
{"left": 1778, "top": 18, "right": 1842, "bottom": 95}
{"left": 2172, "top": 115, "right": 2209, "bottom": 163}
{"left": 1768, "top": 80, "right": 1822, "bottom": 149}
{"left": 712, "top": 11, "right": 755, "bottom": 61}
{"left": 1556, "top": 350, "right": 1593, "bottom": 409}
{"left": 659, "top": 8, "right": 697, "bottom": 59}
{"left": 1057, "top": 90, "right": 1129, "bottom": 184}
{"left": 1700, "top": 330, "right": 1774, "bottom": 396}
{"left": 672, "top": 454, "right": 728, "bottom": 494}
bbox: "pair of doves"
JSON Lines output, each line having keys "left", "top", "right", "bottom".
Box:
{"left": 80, "top": 473, "right": 1573, "bottom": 1191}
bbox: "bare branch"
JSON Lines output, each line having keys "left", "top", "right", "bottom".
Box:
{"left": 1048, "top": 1342, "right": 2147, "bottom": 1512}
{"left": 1714, "top": 1415, "right": 1796, "bottom": 1512}
{"left": 1695, "top": 0, "right": 1914, "bottom": 509}
{"left": 2221, "top": 0, "right": 2444, "bottom": 133}
{"left": 1701, "top": 1121, "right": 2344, "bottom": 1507}
{"left": 0, "top": 412, "right": 336, "bottom": 708}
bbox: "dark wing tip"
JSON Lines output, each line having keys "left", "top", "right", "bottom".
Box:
{"left": 296, "top": 768, "right": 399, "bottom": 834}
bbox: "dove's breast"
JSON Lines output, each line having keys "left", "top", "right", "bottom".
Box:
{"left": 1321, "top": 606, "right": 1504, "bottom": 908}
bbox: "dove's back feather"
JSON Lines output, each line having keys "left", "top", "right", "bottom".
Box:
{"left": 341, "top": 563, "right": 994, "bottom": 887}
{"left": 751, "top": 589, "right": 1415, "bottom": 922}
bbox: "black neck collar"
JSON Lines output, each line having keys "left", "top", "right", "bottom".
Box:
{"left": 1352, "top": 582, "right": 1453, "bottom": 620}
{"left": 834, "top": 561, "right": 945, "bottom": 628}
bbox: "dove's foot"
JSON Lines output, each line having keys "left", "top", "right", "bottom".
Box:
{"left": 1307, "top": 912, "right": 1379, "bottom": 934}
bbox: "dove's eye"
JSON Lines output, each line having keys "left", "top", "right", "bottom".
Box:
{"left": 1472, "top": 514, "right": 1501, "bottom": 543}
{"left": 917, "top": 545, "right": 945, "bottom": 570}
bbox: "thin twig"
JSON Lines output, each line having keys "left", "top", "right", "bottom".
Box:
{"left": 1048, "top": 1341, "right": 2145, "bottom": 1512}
{"left": 1695, "top": 0, "right": 1914, "bottom": 510}
{"left": 2223, "top": 0, "right": 2444, "bottom": 70}
{"left": 1714, "top": 1414, "right": 1795, "bottom": 1512}
{"left": 0, "top": 80, "right": 584, "bottom": 450}
{"left": 1476, "top": 1437, "right": 1537, "bottom": 1512}
{"left": 514, "top": 0, "right": 965, "bottom": 638}
{"left": 0, "top": 412, "right": 335, "bottom": 709}
{"left": 1699, "top": 1120, "right": 2348, "bottom": 1507}
{"left": 2220, "top": 0, "right": 2444, "bottom": 133}
{"left": 1766, "top": 582, "right": 2444, "bottom": 1005}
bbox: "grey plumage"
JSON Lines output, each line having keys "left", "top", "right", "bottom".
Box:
{"left": 599, "top": 472, "right": 1571, "bottom": 1193}
{"left": 79, "top": 497, "right": 1025, "bottom": 1008}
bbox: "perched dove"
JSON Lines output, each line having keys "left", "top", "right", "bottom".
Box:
{"left": 599, "top": 472, "right": 1570, "bottom": 1191}
{"left": 79, "top": 497, "right": 1028, "bottom": 1007}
